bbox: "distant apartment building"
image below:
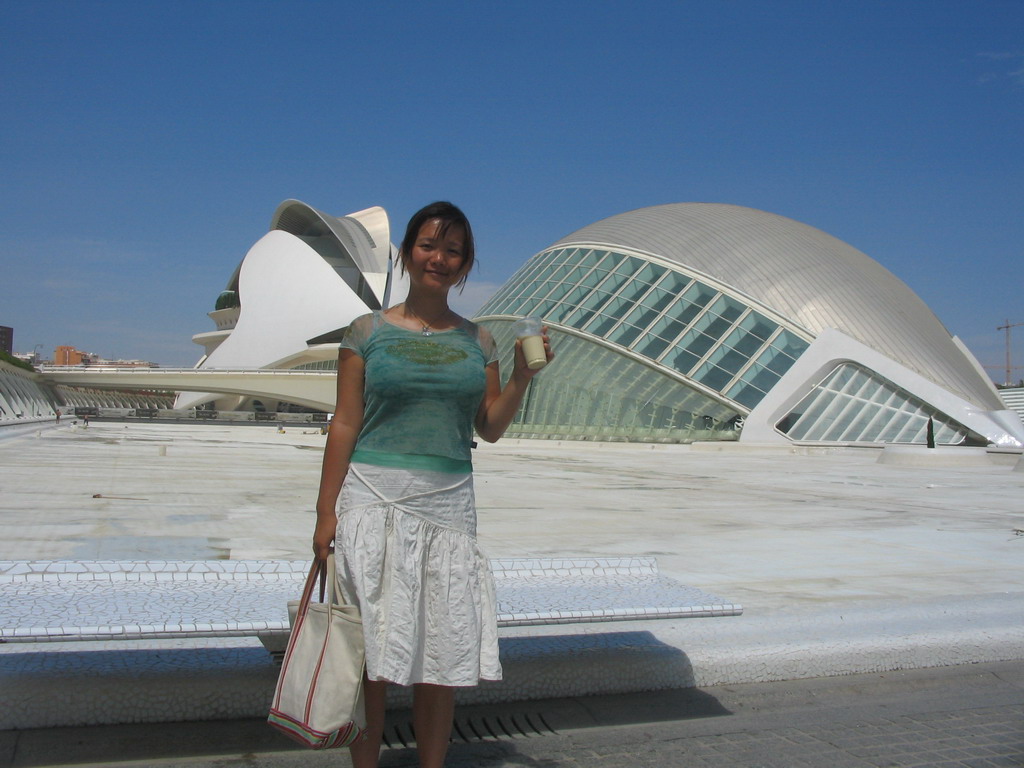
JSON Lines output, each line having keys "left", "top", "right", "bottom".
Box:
{"left": 52, "top": 345, "right": 156, "bottom": 368}
{"left": 0, "top": 326, "right": 12, "bottom": 355}
{"left": 53, "top": 345, "right": 87, "bottom": 366}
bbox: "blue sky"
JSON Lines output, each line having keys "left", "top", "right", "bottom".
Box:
{"left": 2, "top": 0, "right": 1022, "bottom": 382}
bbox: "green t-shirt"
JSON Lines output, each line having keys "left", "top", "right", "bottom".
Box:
{"left": 340, "top": 311, "right": 499, "bottom": 473}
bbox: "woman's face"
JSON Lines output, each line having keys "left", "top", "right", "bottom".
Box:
{"left": 404, "top": 219, "right": 467, "bottom": 293}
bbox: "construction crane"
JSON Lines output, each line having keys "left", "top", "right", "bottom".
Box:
{"left": 996, "top": 320, "right": 1024, "bottom": 386}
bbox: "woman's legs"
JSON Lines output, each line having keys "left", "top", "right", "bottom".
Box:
{"left": 349, "top": 677, "right": 388, "bottom": 768}
{"left": 413, "top": 683, "right": 455, "bottom": 768}
{"left": 349, "top": 680, "right": 456, "bottom": 768}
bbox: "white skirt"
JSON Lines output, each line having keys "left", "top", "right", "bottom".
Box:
{"left": 334, "top": 463, "right": 502, "bottom": 687}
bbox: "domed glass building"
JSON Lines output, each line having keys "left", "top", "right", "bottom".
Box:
{"left": 475, "top": 204, "right": 1022, "bottom": 448}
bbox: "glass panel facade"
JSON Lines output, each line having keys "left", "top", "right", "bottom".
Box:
{"left": 292, "top": 359, "right": 338, "bottom": 371}
{"left": 479, "top": 320, "right": 741, "bottom": 442}
{"left": 777, "top": 363, "right": 971, "bottom": 444}
{"left": 475, "top": 244, "right": 815, "bottom": 441}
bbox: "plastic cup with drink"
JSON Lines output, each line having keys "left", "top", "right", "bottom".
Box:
{"left": 512, "top": 316, "right": 548, "bottom": 371}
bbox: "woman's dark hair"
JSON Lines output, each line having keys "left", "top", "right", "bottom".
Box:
{"left": 399, "top": 201, "right": 475, "bottom": 288}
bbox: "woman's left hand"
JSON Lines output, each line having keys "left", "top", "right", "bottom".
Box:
{"left": 476, "top": 327, "right": 555, "bottom": 442}
{"left": 512, "top": 327, "right": 554, "bottom": 381}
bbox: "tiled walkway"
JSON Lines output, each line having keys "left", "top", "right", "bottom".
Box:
{"left": 4, "top": 661, "right": 1022, "bottom": 767}
{"left": 473, "top": 706, "right": 1024, "bottom": 767}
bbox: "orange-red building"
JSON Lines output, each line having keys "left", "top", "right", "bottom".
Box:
{"left": 53, "top": 346, "right": 87, "bottom": 366}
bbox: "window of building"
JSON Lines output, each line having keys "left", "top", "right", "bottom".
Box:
{"left": 476, "top": 244, "right": 814, "bottom": 417}
{"left": 777, "top": 362, "right": 973, "bottom": 444}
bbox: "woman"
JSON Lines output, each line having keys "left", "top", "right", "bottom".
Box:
{"left": 313, "top": 201, "right": 552, "bottom": 768}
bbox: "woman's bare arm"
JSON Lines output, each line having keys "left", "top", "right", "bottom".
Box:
{"left": 313, "top": 348, "right": 364, "bottom": 559}
{"left": 474, "top": 331, "right": 552, "bottom": 443}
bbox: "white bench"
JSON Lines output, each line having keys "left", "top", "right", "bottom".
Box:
{"left": 0, "top": 558, "right": 742, "bottom": 654}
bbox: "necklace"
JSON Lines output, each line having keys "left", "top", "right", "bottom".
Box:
{"left": 404, "top": 304, "right": 450, "bottom": 336}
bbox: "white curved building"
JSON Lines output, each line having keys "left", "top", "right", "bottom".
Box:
{"left": 475, "top": 204, "right": 1023, "bottom": 448}
{"left": 176, "top": 201, "right": 408, "bottom": 411}
{"left": 168, "top": 199, "right": 1021, "bottom": 447}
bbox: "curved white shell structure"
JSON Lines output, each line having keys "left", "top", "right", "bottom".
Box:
{"left": 476, "top": 203, "right": 1022, "bottom": 448}
{"left": 175, "top": 203, "right": 407, "bottom": 411}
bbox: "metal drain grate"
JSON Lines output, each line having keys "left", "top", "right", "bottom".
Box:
{"left": 383, "top": 712, "right": 557, "bottom": 748}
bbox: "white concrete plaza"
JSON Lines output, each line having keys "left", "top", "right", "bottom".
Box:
{"left": 1, "top": 421, "right": 1022, "bottom": 729}
{"left": 3, "top": 421, "right": 1021, "bottom": 610}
